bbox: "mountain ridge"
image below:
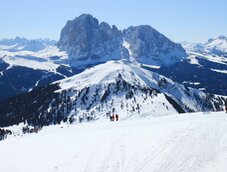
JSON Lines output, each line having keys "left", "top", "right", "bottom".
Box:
{"left": 58, "top": 14, "right": 187, "bottom": 68}
{"left": 0, "top": 37, "right": 57, "bottom": 52}
{"left": 182, "top": 36, "right": 227, "bottom": 57}
{"left": 0, "top": 60, "right": 225, "bottom": 127}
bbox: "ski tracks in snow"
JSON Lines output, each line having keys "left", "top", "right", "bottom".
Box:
{"left": 80, "top": 116, "right": 227, "bottom": 172}
{"left": 1, "top": 113, "right": 227, "bottom": 172}
{"left": 82, "top": 132, "right": 126, "bottom": 172}
{"left": 131, "top": 117, "right": 227, "bottom": 172}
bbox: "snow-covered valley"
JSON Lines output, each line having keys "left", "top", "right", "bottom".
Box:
{"left": 1, "top": 111, "right": 227, "bottom": 172}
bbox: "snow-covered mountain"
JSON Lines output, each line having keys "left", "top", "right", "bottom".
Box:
{"left": 0, "top": 15, "right": 226, "bottom": 101}
{"left": 178, "top": 36, "right": 227, "bottom": 95}
{"left": 0, "top": 60, "right": 224, "bottom": 127}
{"left": 204, "top": 36, "right": 227, "bottom": 56}
{"left": 58, "top": 14, "right": 187, "bottom": 68}
{"left": 0, "top": 37, "right": 57, "bottom": 52}
{"left": 0, "top": 43, "right": 81, "bottom": 100}
{"left": 56, "top": 60, "right": 222, "bottom": 113}
{"left": 182, "top": 36, "right": 227, "bottom": 57}
{"left": 145, "top": 53, "right": 227, "bottom": 95}
{"left": 181, "top": 41, "right": 204, "bottom": 53}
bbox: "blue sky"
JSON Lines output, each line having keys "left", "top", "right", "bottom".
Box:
{"left": 0, "top": 0, "right": 226, "bottom": 42}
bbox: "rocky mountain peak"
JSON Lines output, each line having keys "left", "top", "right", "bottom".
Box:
{"left": 58, "top": 14, "right": 187, "bottom": 68}
{"left": 208, "top": 35, "right": 227, "bottom": 43}
{"left": 123, "top": 25, "right": 186, "bottom": 65}
{"left": 57, "top": 14, "right": 124, "bottom": 67}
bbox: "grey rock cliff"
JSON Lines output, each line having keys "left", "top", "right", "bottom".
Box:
{"left": 123, "top": 25, "right": 186, "bottom": 65}
{"left": 58, "top": 14, "right": 187, "bottom": 67}
{"left": 58, "top": 14, "right": 126, "bottom": 67}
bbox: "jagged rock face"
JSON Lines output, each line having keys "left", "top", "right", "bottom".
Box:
{"left": 58, "top": 14, "right": 125, "bottom": 67}
{"left": 58, "top": 14, "right": 187, "bottom": 67}
{"left": 123, "top": 25, "right": 187, "bottom": 65}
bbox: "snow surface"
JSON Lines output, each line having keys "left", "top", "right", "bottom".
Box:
{"left": 205, "top": 36, "right": 227, "bottom": 54}
{"left": 188, "top": 52, "right": 227, "bottom": 66}
{"left": 3, "top": 55, "right": 59, "bottom": 71}
{"left": 210, "top": 69, "right": 227, "bottom": 74}
{"left": 182, "top": 36, "right": 227, "bottom": 56}
{"left": 54, "top": 60, "right": 179, "bottom": 118}
{"left": 56, "top": 60, "right": 210, "bottom": 112}
{"left": 187, "top": 53, "right": 201, "bottom": 66}
{"left": 0, "top": 46, "right": 68, "bottom": 71}
{"left": 1, "top": 112, "right": 227, "bottom": 172}
{"left": 183, "top": 81, "right": 200, "bottom": 85}
{"left": 0, "top": 45, "right": 67, "bottom": 59}
{"left": 57, "top": 60, "right": 177, "bottom": 92}
{"left": 140, "top": 63, "right": 161, "bottom": 69}
{"left": 122, "top": 39, "right": 135, "bottom": 62}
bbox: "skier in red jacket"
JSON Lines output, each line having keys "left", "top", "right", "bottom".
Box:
{"left": 115, "top": 114, "right": 119, "bottom": 121}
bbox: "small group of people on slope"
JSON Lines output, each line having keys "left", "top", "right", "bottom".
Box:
{"left": 110, "top": 114, "right": 119, "bottom": 121}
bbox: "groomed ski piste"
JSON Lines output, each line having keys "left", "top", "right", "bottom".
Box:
{"left": 1, "top": 111, "right": 227, "bottom": 172}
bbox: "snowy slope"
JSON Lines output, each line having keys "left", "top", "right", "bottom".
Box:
{"left": 0, "top": 37, "right": 57, "bottom": 52}
{"left": 0, "top": 45, "right": 68, "bottom": 71}
{"left": 55, "top": 60, "right": 178, "bottom": 119}
{"left": 0, "top": 43, "right": 75, "bottom": 100}
{"left": 205, "top": 36, "right": 227, "bottom": 56}
{"left": 178, "top": 38, "right": 227, "bottom": 95}
{"left": 187, "top": 51, "right": 227, "bottom": 66}
{"left": 1, "top": 60, "right": 224, "bottom": 128}
{"left": 0, "top": 37, "right": 68, "bottom": 72}
{"left": 56, "top": 60, "right": 218, "bottom": 115}
{"left": 181, "top": 41, "right": 204, "bottom": 52}
{"left": 1, "top": 112, "right": 227, "bottom": 172}
{"left": 182, "top": 36, "right": 227, "bottom": 57}
{"left": 146, "top": 53, "right": 227, "bottom": 95}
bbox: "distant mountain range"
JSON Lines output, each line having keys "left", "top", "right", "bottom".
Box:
{"left": 182, "top": 36, "right": 227, "bottom": 57}
{"left": 0, "top": 14, "right": 226, "bottom": 128}
{"left": 0, "top": 37, "right": 56, "bottom": 52}
{"left": 0, "top": 37, "right": 85, "bottom": 100}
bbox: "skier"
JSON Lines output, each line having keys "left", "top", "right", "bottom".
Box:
{"left": 110, "top": 115, "right": 115, "bottom": 121}
{"left": 115, "top": 114, "right": 119, "bottom": 121}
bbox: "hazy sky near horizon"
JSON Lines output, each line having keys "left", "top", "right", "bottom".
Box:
{"left": 0, "top": 0, "right": 226, "bottom": 43}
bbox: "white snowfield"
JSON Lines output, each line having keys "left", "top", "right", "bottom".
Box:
{"left": 188, "top": 52, "right": 227, "bottom": 66}
{"left": 0, "top": 46, "right": 68, "bottom": 71}
{"left": 1, "top": 112, "right": 227, "bottom": 172}
{"left": 205, "top": 36, "right": 227, "bottom": 54}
